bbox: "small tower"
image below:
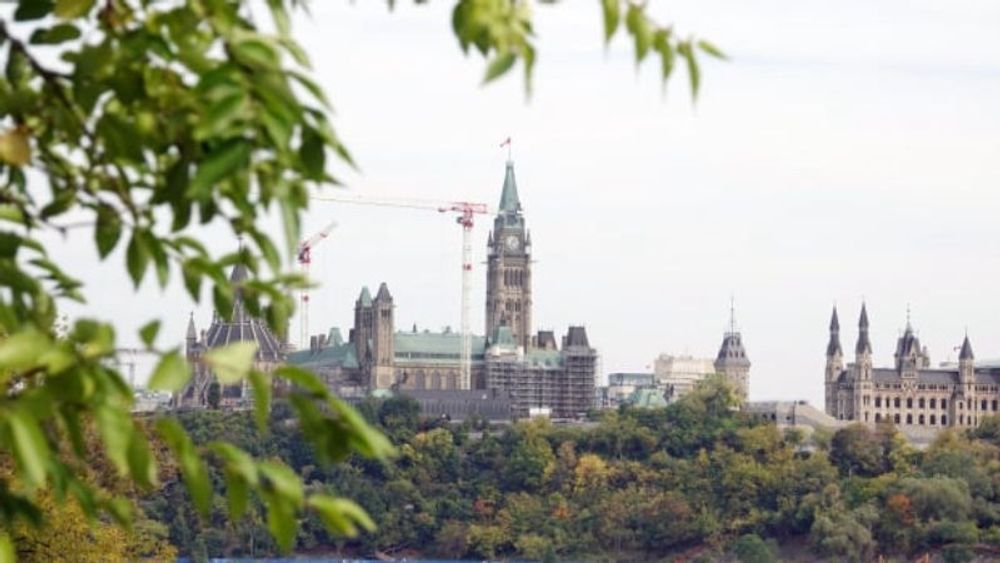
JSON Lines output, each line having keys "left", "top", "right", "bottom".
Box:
{"left": 854, "top": 303, "right": 873, "bottom": 381}
{"left": 185, "top": 312, "right": 198, "bottom": 358}
{"left": 714, "top": 303, "right": 750, "bottom": 404}
{"left": 353, "top": 286, "right": 375, "bottom": 378}
{"left": 372, "top": 282, "right": 395, "bottom": 389}
{"left": 485, "top": 159, "right": 532, "bottom": 351}
{"left": 825, "top": 307, "right": 844, "bottom": 415}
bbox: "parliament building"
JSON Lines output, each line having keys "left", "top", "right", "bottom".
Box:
{"left": 287, "top": 159, "right": 598, "bottom": 419}
{"left": 825, "top": 304, "right": 1000, "bottom": 429}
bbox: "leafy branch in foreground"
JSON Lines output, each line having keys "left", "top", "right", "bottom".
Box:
{"left": 0, "top": 0, "right": 720, "bottom": 557}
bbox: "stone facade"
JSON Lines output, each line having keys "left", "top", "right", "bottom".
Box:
{"left": 288, "top": 159, "right": 598, "bottom": 419}
{"left": 175, "top": 264, "right": 284, "bottom": 409}
{"left": 825, "top": 304, "right": 1000, "bottom": 430}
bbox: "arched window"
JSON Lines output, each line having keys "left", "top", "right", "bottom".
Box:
{"left": 906, "top": 398, "right": 913, "bottom": 409}
{"left": 918, "top": 398, "right": 925, "bottom": 408}
{"left": 918, "top": 414, "right": 925, "bottom": 424}
{"left": 875, "top": 413, "right": 882, "bottom": 422}
{"left": 994, "top": 400, "right": 998, "bottom": 412}
{"left": 983, "top": 400, "right": 989, "bottom": 411}
{"left": 942, "top": 415, "right": 948, "bottom": 425}
{"left": 930, "top": 398, "right": 936, "bottom": 409}
{"left": 959, "top": 415, "right": 964, "bottom": 425}
{"left": 942, "top": 399, "right": 948, "bottom": 409}
{"left": 906, "top": 414, "right": 912, "bottom": 425}
{"left": 930, "top": 414, "right": 936, "bottom": 425}
{"left": 894, "top": 397, "right": 901, "bottom": 408}
{"left": 894, "top": 414, "right": 900, "bottom": 424}
{"left": 875, "top": 396, "right": 882, "bottom": 408}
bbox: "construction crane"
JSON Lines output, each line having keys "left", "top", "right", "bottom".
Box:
{"left": 312, "top": 192, "right": 490, "bottom": 389}
{"left": 297, "top": 220, "right": 338, "bottom": 350}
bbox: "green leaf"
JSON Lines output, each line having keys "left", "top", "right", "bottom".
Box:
{"left": 29, "top": 24, "right": 81, "bottom": 45}
{"left": 147, "top": 351, "right": 190, "bottom": 392}
{"left": 258, "top": 460, "right": 304, "bottom": 507}
{"left": 125, "top": 230, "right": 149, "bottom": 288}
{"left": 15, "top": 0, "right": 54, "bottom": 21}
{"left": 194, "top": 91, "right": 248, "bottom": 141}
{"left": 0, "top": 329, "right": 50, "bottom": 372}
{"left": 249, "top": 370, "right": 271, "bottom": 432}
{"left": 625, "top": 5, "right": 652, "bottom": 62}
{"left": 139, "top": 320, "right": 160, "bottom": 348}
{"left": 308, "top": 495, "right": 376, "bottom": 537}
{"left": 275, "top": 365, "right": 328, "bottom": 397}
{"left": 126, "top": 431, "right": 158, "bottom": 489}
{"left": 157, "top": 419, "right": 212, "bottom": 515}
{"left": 103, "top": 497, "right": 133, "bottom": 529}
{"left": 188, "top": 140, "right": 251, "bottom": 200}
{"left": 95, "top": 204, "right": 123, "bottom": 258}
{"left": 204, "top": 341, "right": 258, "bottom": 384}
{"left": 601, "top": 0, "right": 620, "bottom": 42}
{"left": 54, "top": 0, "right": 95, "bottom": 19}
{"left": 681, "top": 41, "right": 701, "bottom": 99}
{"left": 96, "top": 404, "right": 132, "bottom": 476}
{"left": 299, "top": 127, "right": 325, "bottom": 181}
{"left": 8, "top": 409, "right": 51, "bottom": 488}
{"left": 233, "top": 37, "right": 280, "bottom": 70}
{"left": 698, "top": 39, "right": 727, "bottom": 60}
{"left": 483, "top": 52, "right": 516, "bottom": 84}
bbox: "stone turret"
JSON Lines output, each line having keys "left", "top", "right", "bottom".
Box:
{"left": 825, "top": 307, "right": 844, "bottom": 415}
{"left": 714, "top": 304, "right": 750, "bottom": 404}
{"left": 854, "top": 303, "right": 873, "bottom": 381}
{"left": 372, "top": 282, "right": 395, "bottom": 389}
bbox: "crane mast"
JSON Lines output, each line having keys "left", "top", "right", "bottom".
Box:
{"left": 297, "top": 220, "right": 338, "bottom": 350}
{"left": 312, "top": 193, "right": 489, "bottom": 388}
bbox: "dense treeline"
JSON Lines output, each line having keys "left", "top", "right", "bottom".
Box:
{"left": 143, "top": 378, "right": 1000, "bottom": 561}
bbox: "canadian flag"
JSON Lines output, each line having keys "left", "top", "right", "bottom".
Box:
{"left": 499, "top": 136, "right": 511, "bottom": 148}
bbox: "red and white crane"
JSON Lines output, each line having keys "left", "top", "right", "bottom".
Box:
{"left": 297, "top": 220, "right": 338, "bottom": 349}
{"left": 311, "top": 192, "right": 490, "bottom": 389}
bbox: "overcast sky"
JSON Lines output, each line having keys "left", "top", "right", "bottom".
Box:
{"left": 57, "top": 1, "right": 1000, "bottom": 405}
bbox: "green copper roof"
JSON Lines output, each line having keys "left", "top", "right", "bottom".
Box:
{"left": 286, "top": 341, "right": 359, "bottom": 369}
{"left": 394, "top": 331, "right": 487, "bottom": 364}
{"left": 359, "top": 286, "right": 372, "bottom": 307}
{"left": 490, "top": 325, "right": 517, "bottom": 349}
{"left": 499, "top": 161, "right": 521, "bottom": 213}
{"left": 525, "top": 349, "right": 563, "bottom": 369}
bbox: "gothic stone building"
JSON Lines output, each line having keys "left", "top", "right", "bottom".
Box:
{"left": 175, "top": 264, "right": 284, "bottom": 409}
{"left": 289, "top": 159, "right": 598, "bottom": 419}
{"left": 825, "top": 304, "right": 1000, "bottom": 429}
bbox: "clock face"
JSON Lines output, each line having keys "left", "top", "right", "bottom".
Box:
{"left": 504, "top": 234, "right": 520, "bottom": 251}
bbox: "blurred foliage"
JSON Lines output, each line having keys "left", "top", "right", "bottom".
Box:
{"left": 137, "top": 382, "right": 1000, "bottom": 560}
{"left": 0, "top": 0, "right": 720, "bottom": 556}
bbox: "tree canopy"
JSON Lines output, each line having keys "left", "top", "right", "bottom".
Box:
{"left": 0, "top": 0, "right": 720, "bottom": 557}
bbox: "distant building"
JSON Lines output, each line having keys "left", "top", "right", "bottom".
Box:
{"left": 653, "top": 355, "right": 715, "bottom": 399}
{"left": 825, "top": 304, "right": 1000, "bottom": 430}
{"left": 288, "top": 159, "right": 598, "bottom": 420}
{"left": 175, "top": 264, "right": 284, "bottom": 409}
{"left": 601, "top": 372, "right": 655, "bottom": 408}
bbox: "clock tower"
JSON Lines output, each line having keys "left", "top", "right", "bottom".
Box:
{"left": 485, "top": 159, "right": 532, "bottom": 350}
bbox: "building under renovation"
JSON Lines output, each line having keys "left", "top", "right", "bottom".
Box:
{"left": 289, "top": 159, "right": 598, "bottom": 419}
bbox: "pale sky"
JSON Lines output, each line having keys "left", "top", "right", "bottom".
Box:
{"left": 53, "top": 1, "right": 1000, "bottom": 406}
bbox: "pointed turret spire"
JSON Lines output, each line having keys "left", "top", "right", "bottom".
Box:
{"left": 375, "top": 282, "right": 392, "bottom": 301}
{"left": 856, "top": 303, "right": 872, "bottom": 355}
{"left": 959, "top": 334, "right": 975, "bottom": 361}
{"left": 827, "top": 306, "right": 842, "bottom": 357}
{"left": 358, "top": 286, "right": 372, "bottom": 307}
{"left": 186, "top": 312, "right": 197, "bottom": 341}
{"left": 499, "top": 161, "right": 521, "bottom": 213}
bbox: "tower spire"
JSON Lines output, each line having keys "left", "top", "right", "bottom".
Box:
{"left": 856, "top": 303, "right": 872, "bottom": 355}
{"left": 827, "top": 306, "right": 842, "bottom": 357}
